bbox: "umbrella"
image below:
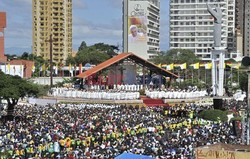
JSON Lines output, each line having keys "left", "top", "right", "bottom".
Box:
{"left": 115, "top": 153, "right": 155, "bottom": 159}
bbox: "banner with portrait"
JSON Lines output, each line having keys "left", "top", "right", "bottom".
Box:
{"left": 128, "top": 1, "right": 148, "bottom": 59}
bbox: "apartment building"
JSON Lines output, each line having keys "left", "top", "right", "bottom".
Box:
{"left": 169, "top": 0, "right": 235, "bottom": 60}
{"left": 32, "top": 0, "right": 72, "bottom": 64}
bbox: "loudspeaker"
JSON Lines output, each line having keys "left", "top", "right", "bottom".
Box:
{"left": 213, "top": 98, "right": 223, "bottom": 109}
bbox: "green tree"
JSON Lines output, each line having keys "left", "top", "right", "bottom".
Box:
{"left": 92, "top": 43, "right": 118, "bottom": 57}
{"left": 152, "top": 49, "right": 200, "bottom": 65}
{"left": 20, "top": 52, "right": 29, "bottom": 60}
{"left": 68, "top": 42, "right": 117, "bottom": 66}
{"left": 239, "top": 71, "right": 248, "bottom": 93}
{"left": 75, "top": 47, "right": 110, "bottom": 65}
{"left": 78, "top": 41, "right": 87, "bottom": 51}
{"left": 0, "top": 71, "right": 43, "bottom": 117}
{"left": 5, "top": 54, "right": 17, "bottom": 61}
{"left": 66, "top": 54, "right": 76, "bottom": 65}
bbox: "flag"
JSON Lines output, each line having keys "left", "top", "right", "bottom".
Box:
{"left": 20, "top": 65, "right": 23, "bottom": 76}
{"left": 69, "top": 64, "right": 73, "bottom": 76}
{"left": 166, "top": 63, "right": 174, "bottom": 71}
{"left": 7, "top": 63, "right": 10, "bottom": 72}
{"left": 55, "top": 64, "right": 58, "bottom": 75}
{"left": 205, "top": 63, "right": 212, "bottom": 69}
{"left": 32, "top": 64, "right": 35, "bottom": 73}
{"left": 157, "top": 63, "right": 162, "bottom": 68}
{"left": 42, "top": 64, "right": 46, "bottom": 71}
{"left": 69, "top": 64, "right": 72, "bottom": 71}
{"left": 180, "top": 63, "right": 186, "bottom": 70}
{"left": 191, "top": 63, "right": 200, "bottom": 69}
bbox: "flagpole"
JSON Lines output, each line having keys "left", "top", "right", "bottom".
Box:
{"left": 231, "top": 66, "right": 233, "bottom": 86}
{"left": 224, "top": 66, "right": 226, "bottom": 86}
{"left": 192, "top": 68, "right": 194, "bottom": 84}
{"left": 205, "top": 69, "right": 207, "bottom": 84}
{"left": 238, "top": 68, "right": 239, "bottom": 85}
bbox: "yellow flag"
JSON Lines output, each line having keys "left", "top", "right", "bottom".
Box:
{"left": 192, "top": 63, "right": 199, "bottom": 69}
{"left": 205, "top": 63, "right": 212, "bottom": 69}
{"left": 7, "top": 63, "right": 10, "bottom": 71}
{"left": 42, "top": 64, "right": 46, "bottom": 71}
{"left": 180, "top": 63, "right": 186, "bottom": 70}
{"left": 32, "top": 64, "right": 35, "bottom": 72}
{"left": 157, "top": 63, "right": 162, "bottom": 68}
{"left": 166, "top": 63, "right": 174, "bottom": 70}
{"left": 69, "top": 64, "right": 72, "bottom": 71}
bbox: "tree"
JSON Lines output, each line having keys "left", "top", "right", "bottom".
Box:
{"left": 78, "top": 41, "right": 87, "bottom": 51}
{"left": 92, "top": 43, "right": 118, "bottom": 57}
{"left": 67, "top": 42, "right": 117, "bottom": 66}
{"left": 0, "top": 71, "right": 43, "bottom": 117}
{"left": 20, "top": 52, "right": 29, "bottom": 60}
{"left": 66, "top": 54, "right": 76, "bottom": 65}
{"left": 239, "top": 71, "right": 248, "bottom": 93}
{"left": 151, "top": 49, "right": 200, "bottom": 65}
{"left": 75, "top": 47, "right": 110, "bottom": 65}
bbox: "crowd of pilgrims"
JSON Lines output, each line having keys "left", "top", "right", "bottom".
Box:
{"left": 0, "top": 100, "right": 246, "bottom": 159}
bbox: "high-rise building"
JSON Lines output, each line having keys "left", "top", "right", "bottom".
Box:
{"left": 235, "top": 0, "right": 244, "bottom": 57}
{"left": 32, "top": 0, "right": 72, "bottom": 64}
{"left": 169, "top": 0, "right": 236, "bottom": 61}
{"left": 0, "top": 12, "right": 7, "bottom": 63}
{"left": 243, "top": 0, "right": 250, "bottom": 56}
{"left": 123, "top": 0, "right": 160, "bottom": 60}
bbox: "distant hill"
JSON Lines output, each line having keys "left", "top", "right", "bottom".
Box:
{"left": 5, "top": 47, "right": 32, "bottom": 55}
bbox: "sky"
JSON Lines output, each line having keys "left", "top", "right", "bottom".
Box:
{"left": 0, "top": 0, "right": 170, "bottom": 55}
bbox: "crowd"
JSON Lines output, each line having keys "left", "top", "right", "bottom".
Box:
{"left": 0, "top": 101, "right": 243, "bottom": 159}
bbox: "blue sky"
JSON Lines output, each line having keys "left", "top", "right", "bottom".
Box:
{"left": 0, "top": 0, "right": 170, "bottom": 55}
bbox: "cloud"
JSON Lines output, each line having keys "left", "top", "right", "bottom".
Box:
{"left": 73, "top": 0, "right": 87, "bottom": 9}
{"left": 72, "top": 16, "right": 122, "bottom": 49}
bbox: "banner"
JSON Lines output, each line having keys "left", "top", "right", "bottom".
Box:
{"left": 128, "top": 1, "right": 148, "bottom": 59}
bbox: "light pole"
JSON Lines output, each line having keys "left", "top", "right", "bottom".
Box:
{"left": 241, "top": 56, "right": 250, "bottom": 145}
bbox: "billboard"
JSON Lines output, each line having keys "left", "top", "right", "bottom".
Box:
{"left": 128, "top": 1, "right": 148, "bottom": 59}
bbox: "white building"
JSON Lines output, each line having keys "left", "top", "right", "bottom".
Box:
{"left": 123, "top": 0, "right": 160, "bottom": 60}
{"left": 169, "top": 0, "right": 236, "bottom": 61}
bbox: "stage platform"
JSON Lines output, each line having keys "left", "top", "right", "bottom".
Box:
{"left": 31, "top": 96, "right": 232, "bottom": 107}
{"left": 42, "top": 96, "right": 144, "bottom": 105}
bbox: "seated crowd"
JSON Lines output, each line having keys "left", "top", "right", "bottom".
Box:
{"left": 0, "top": 100, "right": 245, "bottom": 159}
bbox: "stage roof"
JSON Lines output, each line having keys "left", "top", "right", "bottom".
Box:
{"left": 76, "top": 52, "right": 178, "bottom": 79}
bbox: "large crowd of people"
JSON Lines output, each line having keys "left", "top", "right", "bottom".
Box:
{"left": 0, "top": 100, "right": 245, "bottom": 159}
